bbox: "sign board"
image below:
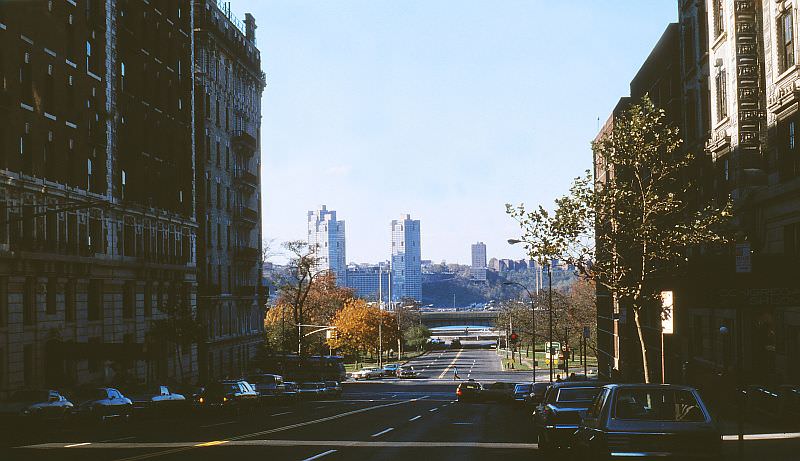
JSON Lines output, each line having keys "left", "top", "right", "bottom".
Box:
{"left": 661, "top": 290, "right": 674, "bottom": 335}
{"left": 583, "top": 326, "right": 590, "bottom": 338}
{"left": 735, "top": 242, "right": 751, "bottom": 273}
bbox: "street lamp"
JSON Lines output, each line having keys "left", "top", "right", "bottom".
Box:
{"left": 508, "top": 238, "right": 555, "bottom": 383}
{"left": 504, "top": 281, "right": 536, "bottom": 383}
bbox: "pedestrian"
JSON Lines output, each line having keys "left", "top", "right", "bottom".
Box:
{"left": 453, "top": 367, "right": 460, "bottom": 380}
{"left": 556, "top": 374, "right": 563, "bottom": 382}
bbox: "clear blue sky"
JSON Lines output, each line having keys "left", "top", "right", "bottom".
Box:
{"left": 239, "top": 1, "right": 678, "bottom": 264}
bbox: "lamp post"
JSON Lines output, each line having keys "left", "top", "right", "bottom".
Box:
{"left": 509, "top": 239, "right": 555, "bottom": 383}
{"left": 504, "top": 281, "right": 536, "bottom": 383}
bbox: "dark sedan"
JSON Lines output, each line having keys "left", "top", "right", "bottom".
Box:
{"left": 456, "top": 380, "right": 482, "bottom": 402}
{"left": 481, "top": 382, "right": 517, "bottom": 402}
{"left": 0, "top": 389, "right": 74, "bottom": 424}
{"left": 573, "top": 384, "right": 721, "bottom": 460}
{"left": 195, "top": 380, "right": 259, "bottom": 415}
{"left": 246, "top": 374, "right": 286, "bottom": 402}
{"left": 71, "top": 387, "right": 133, "bottom": 422}
{"left": 533, "top": 381, "right": 606, "bottom": 452}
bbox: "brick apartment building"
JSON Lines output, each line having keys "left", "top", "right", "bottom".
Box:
{"left": 193, "top": 0, "right": 265, "bottom": 381}
{"left": 0, "top": 0, "right": 198, "bottom": 396}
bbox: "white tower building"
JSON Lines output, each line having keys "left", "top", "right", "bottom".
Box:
{"left": 307, "top": 205, "right": 347, "bottom": 286}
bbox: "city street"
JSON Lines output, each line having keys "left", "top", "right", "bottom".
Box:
{"left": 2, "top": 349, "right": 799, "bottom": 460}
{"left": 0, "top": 349, "right": 539, "bottom": 461}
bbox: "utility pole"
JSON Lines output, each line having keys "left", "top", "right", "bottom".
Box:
{"left": 378, "top": 268, "right": 383, "bottom": 369}
{"left": 548, "top": 261, "right": 554, "bottom": 383}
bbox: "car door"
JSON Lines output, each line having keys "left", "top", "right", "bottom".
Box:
{"left": 576, "top": 388, "right": 610, "bottom": 451}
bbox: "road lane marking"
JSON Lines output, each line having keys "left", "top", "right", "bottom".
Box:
{"left": 429, "top": 407, "right": 439, "bottom": 412}
{"left": 409, "top": 415, "right": 422, "bottom": 421}
{"left": 453, "top": 423, "right": 473, "bottom": 425}
{"left": 195, "top": 440, "right": 228, "bottom": 447}
{"left": 64, "top": 443, "right": 91, "bottom": 448}
{"left": 270, "top": 411, "right": 292, "bottom": 416}
{"left": 371, "top": 427, "right": 394, "bottom": 437}
{"left": 24, "top": 440, "right": 540, "bottom": 450}
{"left": 303, "top": 450, "right": 338, "bottom": 461}
{"left": 98, "top": 397, "right": 429, "bottom": 461}
{"left": 200, "top": 421, "right": 237, "bottom": 428}
{"left": 437, "top": 348, "right": 464, "bottom": 379}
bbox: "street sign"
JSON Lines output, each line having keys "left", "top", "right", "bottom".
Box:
{"left": 661, "top": 290, "right": 674, "bottom": 335}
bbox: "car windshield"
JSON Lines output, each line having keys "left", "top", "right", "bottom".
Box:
{"left": 9, "top": 390, "right": 48, "bottom": 402}
{"left": 614, "top": 388, "right": 706, "bottom": 422}
{"left": 248, "top": 375, "right": 275, "bottom": 384}
{"left": 556, "top": 387, "right": 602, "bottom": 403}
{"left": 515, "top": 384, "right": 532, "bottom": 393}
{"left": 460, "top": 383, "right": 480, "bottom": 390}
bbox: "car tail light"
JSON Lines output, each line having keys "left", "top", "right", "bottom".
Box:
{"left": 457, "top": 389, "right": 463, "bottom": 396}
{"left": 198, "top": 397, "right": 204, "bottom": 404}
{"left": 223, "top": 397, "right": 228, "bottom": 402}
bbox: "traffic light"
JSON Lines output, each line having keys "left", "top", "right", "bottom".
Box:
{"left": 509, "top": 332, "right": 519, "bottom": 343}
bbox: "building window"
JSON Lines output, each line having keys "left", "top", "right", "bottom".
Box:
{"left": 715, "top": 69, "right": 728, "bottom": 121}
{"left": 713, "top": 0, "right": 724, "bottom": 38}
{"left": 23, "top": 277, "right": 35, "bottom": 325}
{"left": 123, "top": 281, "right": 134, "bottom": 319}
{"left": 120, "top": 61, "right": 126, "bottom": 92}
{"left": 87, "top": 158, "right": 93, "bottom": 192}
{"left": 782, "top": 117, "right": 800, "bottom": 180}
{"left": 65, "top": 279, "right": 75, "bottom": 323}
{"left": 46, "top": 278, "right": 57, "bottom": 315}
{"left": 20, "top": 51, "right": 33, "bottom": 105}
{"left": 781, "top": 9, "right": 796, "bottom": 73}
{"left": 88, "top": 279, "right": 103, "bottom": 321}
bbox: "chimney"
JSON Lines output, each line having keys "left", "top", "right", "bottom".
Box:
{"left": 245, "top": 13, "right": 257, "bottom": 43}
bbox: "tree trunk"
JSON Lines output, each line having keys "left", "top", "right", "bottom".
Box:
{"left": 633, "top": 308, "right": 650, "bottom": 383}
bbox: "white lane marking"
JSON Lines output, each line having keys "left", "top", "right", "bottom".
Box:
{"left": 199, "top": 421, "right": 237, "bottom": 428}
{"left": 371, "top": 427, "right": 394, "bottom": 438}
{"left": 270, "top": 411, "right": 292, "bottom": 416}
{"left": 453, "top": 422, "right": 473, "bottom": 425}
{"left": 409, "top": 415, "right": 422, "bottom": 421}
{"left": 437, "top": 348, "right": 464, "bottom": 379}
{"left": 429, "top": 407, "right": 439, "bottom": 412}
{"left": 722, "top": 432, "right": 800, "bottom": 441}
{"left": 64, "top": 442, "right": 91, "bottom": 448}
{"left": 302, "top": 449, "right": 338, "bottom": 461}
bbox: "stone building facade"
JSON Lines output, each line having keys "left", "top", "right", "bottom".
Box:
{"left": 193, "top": 0, "right": 265, "bottom": 381}
{"left": 0, "top": 0, "right": 198, "bottom": 396}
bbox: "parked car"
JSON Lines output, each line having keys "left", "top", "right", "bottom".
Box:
{"left": 246, "top": 374, "right": 286, "bottom": 402}
{"left": 297, "top": 382, "right": 326, "bottom": 399}
{"left": 0, "top": 389, "right": 74, "bottom": 424}
{"left": 71, "top": 387, "right": 133, "bottom": 422}
{"left": 323, "top": 381, "right": 342, "bottom": 398}
{"left": 352, "top": 367, "right": 382, "bottom": 380}
{"left": 481, "top": 382, "right": 517, "bottom": 402}
{"left": 282, "top": 382, "right": 300, "bottom": 401}
{"left": 195, "top": 380, "right": 259, "bottom": 415}
{"left": 397, "top": 366, "right": 419, "bottom": 379}
{"left": 527, "top": 382, "right": 551, "bottom": 406}
{"left": 533, "top": 381, "right": 607, "bottom": 453}
{"left": 381, "top": 364, "right": 400, "bottom": 377}
{"left": 513, "top": 383, "right": 533, "bottom": 404}
{"left": 456, "top": 380, "right": 482, "bottom": 402}
{"left": 572, "top": 384, "right": 721, "bottom": 460}
{"left": 124, "top": 385, "right": 186, "bottom": 416}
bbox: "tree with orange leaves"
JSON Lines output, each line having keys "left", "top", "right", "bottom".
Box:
{"left": 328, "top": 299, "right": 398, "bottom": 357}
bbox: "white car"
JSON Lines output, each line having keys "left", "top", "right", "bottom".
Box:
{"left": 397, "top": 366, "right": 419, "bottom": 379}
{"left": 352, "top": 368, "right": 382, "bottom": 380}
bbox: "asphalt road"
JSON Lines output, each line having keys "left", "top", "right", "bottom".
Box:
{"left": 3, "top": 348, "right": 799, "bottom": 460}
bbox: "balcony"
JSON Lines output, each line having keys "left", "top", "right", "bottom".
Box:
{"left": 234, "top": 206, "right": 259, "bottom": 227}
{"left": 232, "top": 130, "right": 258, "bottom": 154}
{"left": 234, "top": 167, "right": 258, "bottom": 189}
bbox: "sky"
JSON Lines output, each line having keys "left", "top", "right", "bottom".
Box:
{"left": 238, "top": 1, "right": 678, "bottom": 265}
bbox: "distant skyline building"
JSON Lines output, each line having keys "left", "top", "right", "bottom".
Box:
{"left": 391, "top": 214, "right": 422, "bottom": 301}
{"left": 308, "top": 205, "right": 347, "bottom": 286}
{"left": 345, "top": 263, "right": 390, "bottom": 303}
{"left": 470, "top": 242, "right": 487, "bottom": 281}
